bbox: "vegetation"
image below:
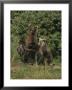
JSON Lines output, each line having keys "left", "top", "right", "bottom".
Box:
{"left": 11, "top": 11, "right": 61, "bottom": 79}
{"left": 11, "top": 61, "right": 61, "bottom": 79}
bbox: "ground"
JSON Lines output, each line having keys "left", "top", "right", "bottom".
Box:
{"left": 11, "top": 59, "right": 61, "bottom": 79}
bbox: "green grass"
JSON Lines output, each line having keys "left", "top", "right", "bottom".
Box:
{"left": 11, "top": 59, "right": 61, "bottom": 79}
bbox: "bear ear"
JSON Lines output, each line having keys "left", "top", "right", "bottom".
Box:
{"left": 28, "top": 23, "right": 32, "bottom": 27}
{"left": 36, "top": 26, "right": 38, "bottom": 28}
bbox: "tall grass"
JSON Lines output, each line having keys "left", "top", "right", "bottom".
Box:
{"left": 11, "top": 59, "right": 61, "bottom": 79}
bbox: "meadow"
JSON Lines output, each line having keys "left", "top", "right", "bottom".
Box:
{"left": 11, "top": 58, "right": 61, "bottom": 79}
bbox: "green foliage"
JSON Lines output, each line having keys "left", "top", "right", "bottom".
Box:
{"left": 11, "top": 11, "right": 61, "bottom": 60}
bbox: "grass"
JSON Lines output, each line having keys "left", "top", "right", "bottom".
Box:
{"left": 11, "top": 59, "right": 61, "bottom": 79}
